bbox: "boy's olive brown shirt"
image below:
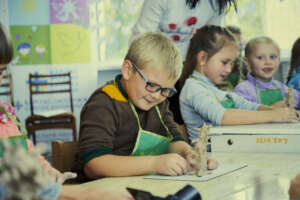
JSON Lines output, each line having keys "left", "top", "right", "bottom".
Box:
{"left": 77, "top": 75, "right": 184, "bottom": 179}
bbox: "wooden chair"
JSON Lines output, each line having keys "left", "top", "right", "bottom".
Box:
{"left": 0, "top": 69, "right": 14, "bottom": 105}
{"left": 52, "top": 140, "right": 78, "bottom": 172}
{"left": 25, "top": 72, "right": 77, "bottom": 144}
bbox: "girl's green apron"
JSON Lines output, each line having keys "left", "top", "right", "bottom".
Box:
{"left": 255, "top": 81, "right": 284, "bottom": 106}
{"left": 129, "top": 101, "right": 173, "bottom": 156}
{"left": 190, "top": 75, "right": 235, "bottom": 109}
{"left": 0, "top": 106, "right": 28, "bottom": 158}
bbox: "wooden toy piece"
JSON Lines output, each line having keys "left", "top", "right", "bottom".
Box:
{"left": 190, "top": 123, "right": 211, "bottom": 176}
{"left": 286, "top": 85, "right": 296, "bottom": 109}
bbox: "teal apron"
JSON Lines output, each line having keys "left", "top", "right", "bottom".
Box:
{"left": 0, "top": 106, "right": 28, "bottom": 158}
{"left": 129, "top": 101, "right": 173, "bottom": 156}
{"left": 255, "top": 81, "right": 284, "bottom": 106}
{"left": 190, "top": 75, "right": 235, "bottom": 109}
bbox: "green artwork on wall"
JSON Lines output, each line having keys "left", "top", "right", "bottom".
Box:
{"left": 10, "top": 25, "right": 51, "bottom": 65}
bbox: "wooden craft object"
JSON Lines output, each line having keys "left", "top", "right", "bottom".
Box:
{"left": 190, "top": 123, "right": 211, "bottom": 176}
{"left": 285, "top": 85, "right": 300, "bottom": 120}
{"left": 286, "top": 85, "right": 296, "bottom": 109}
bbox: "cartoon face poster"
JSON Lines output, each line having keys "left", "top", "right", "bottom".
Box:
{"left": 10, "top": 25, "right": 51, "bottom": 65}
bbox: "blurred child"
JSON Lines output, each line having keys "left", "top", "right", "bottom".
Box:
{"left": 287, "top": 37, "right": 300, "bottom": 92}
{"left": 223, "top": 25, "right": 244, "bottom": 89}
{"left": 234, "top": 36, "right": 300, "bottom": 108}
{"left": 76, "top": 32, "right": 218, "bottom": 181}
{"left": 0, "top": 23, "right": 133, "bottom": 200}
{"left": 0, "top": 24, "right": 61, "bottom": 179}
{"left": 179, "top": 25, "right": 297, "bottom": 141}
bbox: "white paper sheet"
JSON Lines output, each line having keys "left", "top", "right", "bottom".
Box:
{"left": 144, "top": 163, "right": 247, "bottom": 181}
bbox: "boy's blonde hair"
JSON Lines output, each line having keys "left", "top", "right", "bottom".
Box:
{"left": 245, "top": 36, "right": 280, "bottom": 59}
{"left": 125, "top": 32, "right": 183, "bottom": 80}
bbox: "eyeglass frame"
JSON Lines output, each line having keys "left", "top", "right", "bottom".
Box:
{"left": 130, "top": 61, "right": 177, "bottom": 98}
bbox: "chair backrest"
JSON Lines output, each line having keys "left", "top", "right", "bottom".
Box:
{"left": 52, "top": 140, "right": 78, "bottom": 172}
{"left": 28, "top": 72, "right": 74, "bottom": 115}
{"left": 0, "top": 69, "right": 14, "bottom": 105}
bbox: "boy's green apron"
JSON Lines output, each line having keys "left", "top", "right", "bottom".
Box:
{"left": 0, "top": 106, "right": 28, "bottom": 158}
{"left": 190, "top": 75, "right": 235, "bottom": 109}
{"left": 255, "top": 81, "right": 284, "bottom": 106}
{"left": 129, "top": 101, "right": 173, "bottom": 156}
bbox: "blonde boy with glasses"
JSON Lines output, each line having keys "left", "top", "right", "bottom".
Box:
{"left": 76, "top": 32, "right": 218, "bottom": 181}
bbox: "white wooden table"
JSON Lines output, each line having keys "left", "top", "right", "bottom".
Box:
{"left": 82, "top": 152, "right": 300, "bottom": 200}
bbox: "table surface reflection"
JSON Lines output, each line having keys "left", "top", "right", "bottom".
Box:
{"left": 82, "top": 152, "right": 300, "bottom": 200}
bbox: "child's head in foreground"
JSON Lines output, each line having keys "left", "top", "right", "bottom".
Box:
{"left": 0, "top": 24, "right": 14, "bottom": 122}
{"left": 179, "top": 25, "right": 238, "bottom": 88}
{"left": 244, "top": 36, "right": 280, "bottom": 82}
{"left": 0, "top": 23, "right": 13, "bottom": 85}
{"left": 287, "top": 37, "right": 300, "bottom": 83}
{"left": 122, "top": 32, "right": 183, "bottom": 111}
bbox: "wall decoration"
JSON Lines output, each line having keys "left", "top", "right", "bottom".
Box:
{"left": 8, "top": 0, "right": 90, "bottom": 65}
{"left": 50, "top": 0, "right": 89, "bottom": 27}
{"left": 10, "top": 25, "right": 51, "bottom": 65}
{"left": 50, "top": 24, "right": 90, "bottom": 64}
{"left": 8, "top": 0, "right": 50, "bottom": 25}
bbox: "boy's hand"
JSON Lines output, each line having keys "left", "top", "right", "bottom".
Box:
{"left": 153, "top": 153, "right": 188, "bottom": 176}
{"left": 184, "top": 150, "right": 219, "bottom": 172}
{"left": 184, "top": 149, "right": 195, "bottom": 172}
{"left": 272, "top": 108, "right": 298, "bottom": 123}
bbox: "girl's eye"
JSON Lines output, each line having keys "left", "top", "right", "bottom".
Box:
{"left": 270, "top": 55, "right": 278, "bottom": 59}
{"left": 222, "top": 61, "right": 228, "bottom": 65}
{"left": 257, "top": 56, "right": 264, "bottom": 60}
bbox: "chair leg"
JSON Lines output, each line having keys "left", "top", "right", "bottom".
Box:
{"left": 72, "top": 123, "right": 77, "bottom": 142}
{"left": 32, "top": 131, "right": 36, "bottom": 145}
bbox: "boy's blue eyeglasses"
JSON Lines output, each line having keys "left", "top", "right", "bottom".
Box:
{"left": 131, "top": 61, "right": 177, "bottom": 98}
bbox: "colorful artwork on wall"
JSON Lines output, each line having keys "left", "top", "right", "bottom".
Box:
{"left": 10, "top": 25, "right": 51, "bottom": 65}
{"left": 50, "top": 24, "right": 90, "bottom": 64}
{"left": 8, "top": 0, "right": 90, "bottom": 65}
{"left": 50, "top": 0, "right": 89, "bottom": 26}
{"left": 8, "top": 0, "right": 50, "bottom": 26}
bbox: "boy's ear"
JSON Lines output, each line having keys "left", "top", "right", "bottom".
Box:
{"left": 121, "top": 59, "right": 133, "bottom": 80}
{"left": 244, "top": 57, "right": 251, "bottom": 73}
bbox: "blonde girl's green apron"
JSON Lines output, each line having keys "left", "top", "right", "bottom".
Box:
{"left": 255, "top": 81, "right": 284, "bottom": 106}
{"left": 0, "top": 106, "right": 28, "bottom": 158}
{"left": 129, "top": 101, "right": 173, "bottom": 156}
{"left": 190, "top": 75, "right": 235, "bottom": 109}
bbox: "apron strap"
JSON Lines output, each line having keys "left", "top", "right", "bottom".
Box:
{"left": 129, "top": 101, "right": 172, "bottom": 138}
{"left": 0, "top": 106, "right": 28, "bottom": 135}
{"left": 154, "top": 106, "right": 172, "bottom": 138}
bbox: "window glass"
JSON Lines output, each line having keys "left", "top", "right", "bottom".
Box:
{"left": 90, "top": 0, "right": 142, "bottom": 68}
{"left": 226, "top": 0, "right": 300, "bottom": 59}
